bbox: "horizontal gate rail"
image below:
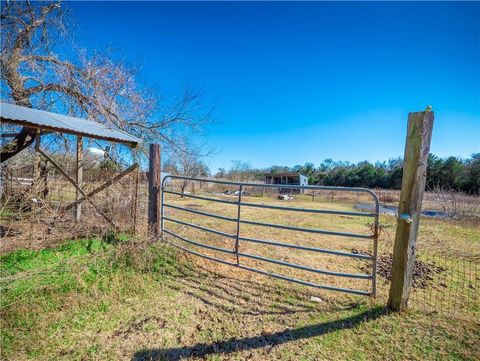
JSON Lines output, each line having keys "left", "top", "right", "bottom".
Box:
{"left": 163, "top": 189, "right": 238, "bottom": 205}
{"left": 163, "top": 174, "right": 379, "bottom": 196}
{"left": 165, "top": 226, "right": 371, "bottom": 279}
{"left": 237, "top": 252, "right": 372, "bottom": 279}
{"left": 163, "top": 216, "right": 236, "bottom": 238}
{"left": 238, "top": 236, "right": 374, "bottom": 260}
{"left": 164, "top": 189, "right": 375, "bottom": 218}
{"left": 164, "top": 199, "right": 374, "bottom": 239}
{"left": 160, "top": 175, "right": 380, "bottom": 297}
{"left": 240, "top": 201, "right": 376, "bottom": 217}
{"left": 164, "top": 230, "right": 370, "bottom": 296}
{"left": 238, "top": 265, "right": 371, "bottom": 296}
{"left": 164, "top": 216, "right": 373, "bottom": 259}
{"left": 163, "top": 203, "right": 237, "bottom": 222}
{"left": 164, "top": 238, "right": 238, "bottom": 267}
{"left": 164, "top": 229, "right": 235, "bottom": 255}
{"left": 239, "top": 218, "right": 373, "bottom": 239}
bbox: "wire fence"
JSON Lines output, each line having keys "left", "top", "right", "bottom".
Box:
{"left": 409, "top": 252, "right": 479, "bottom": 320}
{"left": 1, "top": 168, "right": 478, "bottom": 320}
{"left": 0, "top": 161, "right": 141, "bottom": 252}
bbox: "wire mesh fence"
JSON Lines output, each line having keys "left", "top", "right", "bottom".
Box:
{"left": 408, "top": 252, "right": 479, "bottom": 320}
{"left": 1, "top": 166, "right": 478, "bottom": 321}
{"left": 372, "top": 216, "right": 480, "bottom": 321}
{"left": 0, "top": 159, "right": 141, "bottom": 252}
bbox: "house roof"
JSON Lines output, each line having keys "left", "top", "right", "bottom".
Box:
{"left": 264, "top": 172, "right": 307, "bottom": 177}
{"left": 0, "top": 102, "right": 140, "bottom": 146}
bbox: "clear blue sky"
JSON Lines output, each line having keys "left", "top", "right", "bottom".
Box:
{"left": 69, "top": 1, "right": 479, "bottom": 171}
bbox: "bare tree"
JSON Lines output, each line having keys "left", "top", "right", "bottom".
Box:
{"left": 164, "top": 139, "right": 209, "bottom": 195}
{"left": 1, "top": 1, "right": 213, "bottom": 162}
{"left": 227, "top": 160, "right": 255, "bottom": 182}
{"left": 431, "top": 186, "right": 480, "bottom": 221}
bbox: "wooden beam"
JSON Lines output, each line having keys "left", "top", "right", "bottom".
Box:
{"left": 75, "top": 136, "right": 83, "bottom": 222}
{"left": 388, "top": 111, "right": 434, "bottom": 311}
{"left": 37, "top": 148, "right": 118, "bottom": 230}
{"left": 64, "top": 163, "right": 139, "bottom": 211}
{"left": 148, "top": 144, "right": 161, "bottom": 238}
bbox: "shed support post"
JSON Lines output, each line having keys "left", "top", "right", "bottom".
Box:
{"left": 31, "top": 129, "right": 42, "bottom": 203}
{"left": 75, "top": 136, "right": 83, "bottom": 222}
{"left": 34, "top": 129, "right": 40, "bottom": 169}
{"left": 131, "top": 165, "right": 139, "bottom": 234}
{"left": 388, "top": 111, "right": 434, "bottom": 311}
{"left": 148, "top": 143, "right": 161, "bottom": 238}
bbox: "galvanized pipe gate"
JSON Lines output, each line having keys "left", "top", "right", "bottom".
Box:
{"left": 160, "top": 175, "right": 380, "bottom": 297}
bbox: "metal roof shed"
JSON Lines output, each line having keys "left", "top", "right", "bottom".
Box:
{"left": 0, "top": 102, "right": 141, "bottom": 228}
{"left": 0, "top": 102, "right": 141, "bottom": 146}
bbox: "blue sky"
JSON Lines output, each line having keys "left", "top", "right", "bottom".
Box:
{"left": 69, "top": 1, "right": 480, "bottom": 171}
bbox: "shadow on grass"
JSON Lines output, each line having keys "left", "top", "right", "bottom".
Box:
{"left": 132, "top": 306, "right": 389, "bottom": 361}
{"left": 160, "top": 261, "right": 325, "bottom": 317}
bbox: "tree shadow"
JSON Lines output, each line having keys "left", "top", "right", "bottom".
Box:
{"left": 132, "top": 306, "right": 389, "bottom": 361}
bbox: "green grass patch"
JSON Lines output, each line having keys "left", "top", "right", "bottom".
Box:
{"left": 1, "top": 214, "right": 479, "bottom": 360}
{"left": 0, "top": 237, "right": 180, "bottom": 359}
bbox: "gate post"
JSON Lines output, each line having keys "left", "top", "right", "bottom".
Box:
{"left": 388, "top": 110, "right": 434, "bottom": 311}
{"left": 148, "top": 143, "right": 161, "bottom": 238}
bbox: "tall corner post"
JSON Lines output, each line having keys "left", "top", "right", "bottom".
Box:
{"left": 148, "top": 143, "right": 161, "bottom": 239}
{"left": 75, "top": 135, "right": 83, "bottom": 222}
{"left": 388, "top": 111, "right": 434, "bottom": 311}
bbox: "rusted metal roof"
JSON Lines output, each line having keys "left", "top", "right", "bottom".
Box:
{"left": 0, "top": 102, "right": 140, "bottom": 146}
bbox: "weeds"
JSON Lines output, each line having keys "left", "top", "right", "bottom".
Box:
{"left": 0, "top": 236, "right": 180, "bottom": 358}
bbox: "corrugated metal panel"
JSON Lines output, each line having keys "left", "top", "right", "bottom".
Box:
{"left": 0, "top": 102, "right": 141, "bottom": 145}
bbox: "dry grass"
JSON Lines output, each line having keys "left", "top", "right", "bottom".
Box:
{"left": 1, "top": 238, "right": 479, "bottom": 360}
{"left": 161, "top": 190, "right": 479, "bottom": 311}
{"left": 1, "top": 182, "right": 479, "bottom": 360}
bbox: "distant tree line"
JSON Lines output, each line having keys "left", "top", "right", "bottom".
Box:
{"left": 215, "top": 154, "right": 480, "bottom": 195}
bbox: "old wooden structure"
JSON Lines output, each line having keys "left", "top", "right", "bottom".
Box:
{"left": 0, "top": 102, "right": 141, "bottom": 230}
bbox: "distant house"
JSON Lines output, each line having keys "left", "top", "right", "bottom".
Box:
{"left": 264, "top": 172, "right": 308, "bottom": 193}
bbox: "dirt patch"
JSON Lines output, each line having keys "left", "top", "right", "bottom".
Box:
{"left": 352, "top": 249, "right": 446, "bottom": 289}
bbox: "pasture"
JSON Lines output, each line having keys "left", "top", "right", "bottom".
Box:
{"left": 1, "top": 187, "right": 478, "bottom": 360}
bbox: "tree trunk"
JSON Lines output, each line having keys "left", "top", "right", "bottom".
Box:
{"left": 1, "top": 127, "right": 38, "bottom": 163}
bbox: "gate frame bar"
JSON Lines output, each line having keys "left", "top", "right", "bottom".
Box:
{"left": 160, "top": 175, "right": 380, "bottom": 297}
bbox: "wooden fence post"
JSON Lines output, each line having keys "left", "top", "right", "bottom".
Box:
{"left": 148, "top": 143, "right": 161, "bottom": 238}
{"left": 75, "top": 136, "right": 83, "bottom": 222}
{"left": 388, "top": 110, "right": 434, "bottom": 311}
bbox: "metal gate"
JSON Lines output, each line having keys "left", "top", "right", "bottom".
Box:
{"left": 161, "top": 176, "right": 380, "bottom": 297}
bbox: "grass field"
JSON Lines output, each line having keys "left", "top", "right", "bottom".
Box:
{"left": 1, "top": 190, "right": 479, "bottom": 360}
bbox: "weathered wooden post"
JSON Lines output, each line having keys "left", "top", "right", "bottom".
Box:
{"left": 32, "top": 129, "right": 42, "bottom": 206}
{"left": 75, "top": 136, "right": 83, "bottom": 222}
{"left": 388, "top": 110, "right": 434, "bottom": 311}
{"left": 131, "top": 165, "right": 139, "bottom": 234}
{"left": 148, "top": 143, "right": 161, "bottom": 238}
{"left": 34, "top": 129, "right": 41, "bottom": 181}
